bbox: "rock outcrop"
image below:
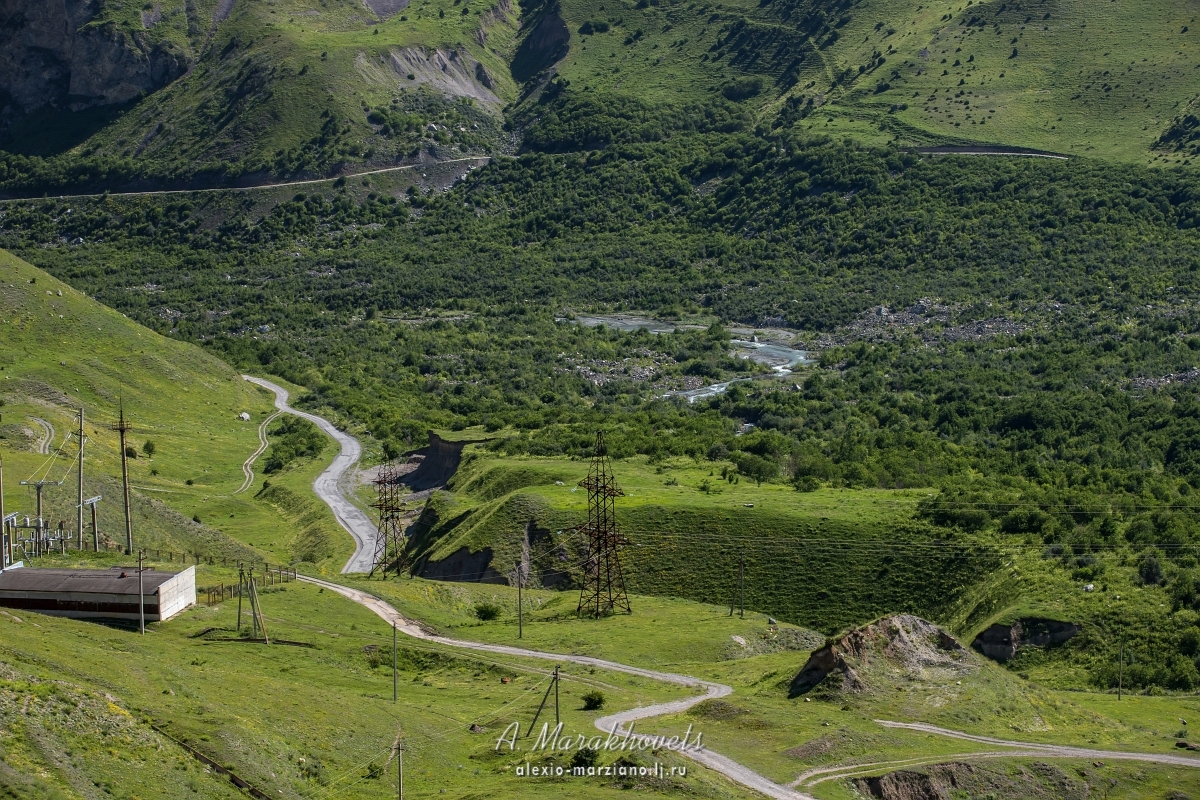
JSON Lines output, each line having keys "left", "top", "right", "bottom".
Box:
{"left": 0, "top": 0, "right": 186, "bottom": 114}
{"left": 788, "top": 615, "right": 972, "bottom": 698}
{"left": 972, "top": 618, "right": 1079, "bottom": 662}
{"left": 856, "top": 761, "right": 1089, "bottom": 800}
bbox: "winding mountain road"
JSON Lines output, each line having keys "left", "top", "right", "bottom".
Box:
{"left": 297, "top": 573, "right": 813, "bottom": 800}
{"left": 252, "top": 376, "right": 1200, "bottom": 798}
{"left": 242, "top": 376, "right": 376, "bottom": 573}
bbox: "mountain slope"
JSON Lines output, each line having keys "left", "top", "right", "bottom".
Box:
{"left": 2, "top": 0, "right": 1198, "bottom": 195}
{"left": 0, "top": 249, "right": 346, "bottom": 565}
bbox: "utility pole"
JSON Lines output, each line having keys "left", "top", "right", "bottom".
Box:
{"left": 249, "top": 565, "right": 258, "bottom": 639}
{"left": 237, "top": 563, "right": 245, "bottom": 633}
{"left": 83, "top": 496, "right": 101, "bottom": 551}
{"left": 0, "top": 442, "right": 6, "bottom": 568}
{"left": 517, "top": 562, "right": 523, "bottom": 639}
{"left": 554, "top": 665, "right": 559, "bottom": 726}
{"left": 738, "top": 554, "right": 745, "bottom": 619}
{"left": 20, "top": 479, "right": 61, "bottom": 558}
{"left": 138, "top": 549, "right": 145, "bottom": 635}
{"left": 393, "top": 620, "right": 398, "bottom": 703}
{"left": 111, "top": 404, "right": 134, "bottom": 555}
{"left": 397, "top": 740, "right": 404, "bottom": 800}
{"left": 0, "top": 435, "right": 5, "bottom": 564}
{"left": 76, "top": 409, "right": 84, "bottom": 549}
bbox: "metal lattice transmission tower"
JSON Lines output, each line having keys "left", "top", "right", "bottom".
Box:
{"left": 576, "top": 431, "right": 631, "bottom": 618}
{"left": 370, "top": 463, "right": 407, "bottom": 577}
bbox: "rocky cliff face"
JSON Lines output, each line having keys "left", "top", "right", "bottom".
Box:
{"left": 0, "top": 0, "right": 186, "bottom": 113}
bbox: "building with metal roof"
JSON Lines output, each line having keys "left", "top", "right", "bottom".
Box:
{"left": 0, "top": 565, "right": 195, "bottom": 622}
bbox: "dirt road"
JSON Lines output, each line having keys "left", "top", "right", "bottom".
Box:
{"left": 267, "top": 386, "right": 1200, "bottom": 798}
{"left": 28, "top": 417, "right": 53, "bottom": 455}
{"left": 234, "top": 410, "right": 280, "bottom": 495}
{"left": 242, "top": 376, "right": 376, "bottom": 573}
{"left": 876, "top": 720, "right": 1200, "bottom": 769}
{"left": 297, "top": 573, "right": 814, "bottom": 800}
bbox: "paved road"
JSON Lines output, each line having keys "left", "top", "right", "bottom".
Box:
{"left": 242, "top": 376, "right": 376, "bottom": 573}
{"left": 1, "top": 157, "right": 491, "bottom": 204}
{"left": 234, "top": 410, "right": 280, "bottom": 495}
{"left": 297, "top": 574, "right": 813, "bottom": 800}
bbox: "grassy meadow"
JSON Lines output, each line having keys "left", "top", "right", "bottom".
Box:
{"left": 2, "top": 551, "right": 750, "bottom": 800}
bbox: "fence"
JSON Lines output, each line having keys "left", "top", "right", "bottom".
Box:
{"left": 203, "top": 567, "right": 298, "bottom": 606}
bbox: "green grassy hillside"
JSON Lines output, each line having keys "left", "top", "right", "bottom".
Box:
{"left": 404, "top": 452, "right": 1200, "bottom": 695}
{"left": 3, "top": 0, "right": 1198, "bottom": 196}
{"left": 0, "top": 552, "right": 747, "bottom": 800}
{"left": 1, "top": 0, "right": 520, "bottom": 190}
{"left": 0, "top": 249, "right": 350, "bottom": 568}
{"left": 352, "top": 575, "right": 1200, "bottom": 799}
{"left": 406, "top": 452, "right": 1000, "bottom": 632}
{"left": 541, "top": 0, "right": 1200, "bottom": 162}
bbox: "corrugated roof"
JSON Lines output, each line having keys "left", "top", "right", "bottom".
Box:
{"left": 0, "top": 567, "right": 179, "bottom": 595}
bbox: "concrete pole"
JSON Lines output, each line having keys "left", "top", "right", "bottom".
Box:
{"left": 393, "top": 621, "right": 398, "bottom": 703}
{"left": 35, "top": 483, "right": 43, "bottom": 558}
{"left": 90, "top": 502, "right": 98, "bottom": 551}
{"left": 138, "top": 549, "right": 145, "bottom": 636}
{"left": 0, "top": 448, "right": 5, "bottom": 568}
{"left": 118, "top": 408, "right": 133, "bottom": 555}
{"left": 77, "top": 408, "right": 84, "bottom": 549}
{"left": 517, "top": 563, "right": 523, "bottom": 639}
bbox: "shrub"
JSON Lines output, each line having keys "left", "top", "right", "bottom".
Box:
{"left": 475, "top": 602, "right": 501, "bottom": 621}
{"left": 736, "top": 453, "right": 778, "bottom": 486}
{"left": 124, "top": 446, "right": 138, "bottom": 458}
{"left": 571, "top": 748, "right": 600, "bottom": 770}
{"left": 794, "top": 475, "right": 820, "bottom": 492}
{"left": 582, "top": 690, "right": 605, "bottom": 710}
{"left": 722, "top": 76, "right": 764, "bottom": 101}
{"left": 1139, "top": 554, "right": 1164, "bottom": 586}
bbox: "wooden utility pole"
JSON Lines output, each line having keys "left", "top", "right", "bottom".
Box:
{"left": 137, "top": 549, "right": 146, "bottom": 635}
{"left": 249, "top": 566, "right": 259, "bottom": 639}
{"left": 393, "top": 620, "right": 398, "bottom": 703}
{"left": 527, "top": 668, "right": 560, "bottom": 737}
{"left": 237, "top": 564, "right": 245, "bottom": 633}
{"left": 111, "top": 405, "right": 134, "bottom": 555}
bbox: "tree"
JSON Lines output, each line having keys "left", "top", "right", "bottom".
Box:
{"left": 737, "top": 453, "right": 778, "bottom": 486}
{"left": 142, "top": 440, "right": 156, "bottom": 457}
